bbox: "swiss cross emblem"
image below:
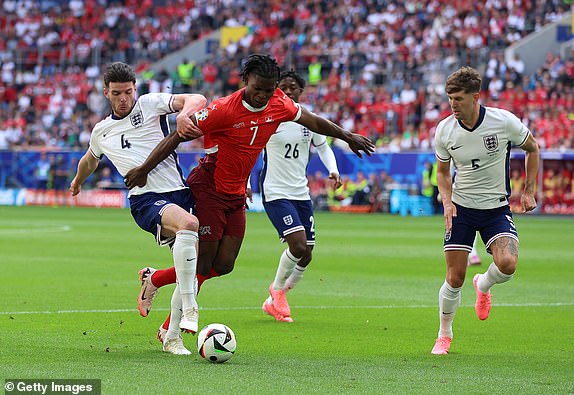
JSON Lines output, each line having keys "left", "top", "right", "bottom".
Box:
{"left": 283, "top": 215, "right": 293, "bottom": 226}
{"left": 130, "top": 111, "right": 143, "bottom": 127}
{"left": 483, "top": 135, "right": 498, "bottom": 151}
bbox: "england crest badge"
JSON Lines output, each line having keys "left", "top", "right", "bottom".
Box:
{"left": 130, "top": 111, "right": 144, "bottom": 127}
{"left": 483, "top": 135, "right": 498, "bottom": 151}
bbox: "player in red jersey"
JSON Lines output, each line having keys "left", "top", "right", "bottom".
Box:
{"left": 124, "top": 54, "right": 374, "bottom": 338}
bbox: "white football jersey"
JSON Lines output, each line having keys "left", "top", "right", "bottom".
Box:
{"left": 261, "top": 121, "right": 334, "bottom": 201}
{"left": 435, "top": 106, "right": 530, "bottom": 209}
{"left": 89, "top": 93, "right": 187, "bottom": 197}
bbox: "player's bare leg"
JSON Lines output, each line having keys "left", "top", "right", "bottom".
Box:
{"left": 209, "top": 235, "right": 243, "bottom": 276}
{"left": 196, "top": 240, "right": 221, "bottom": 277}
{"left": 474, "top": 236, "right": 517, "bottom": 320}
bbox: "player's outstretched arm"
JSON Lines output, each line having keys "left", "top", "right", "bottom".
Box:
{"left": 436, "top": 159, "right": 455, "bottom": 232}
{"left": 69, "top": 150, "right": 99, "bottom": 195}
{"left": 520, "top": 133, "right": 540, "bottom": 213}
{"left": 124, "top": 131, "right": 184, "bottom": 189}
{"left": 297, "top": 107, "right": 375, "bottom": 158}
{"left": 172, "top": 94, "right": 206, "bottom": 140}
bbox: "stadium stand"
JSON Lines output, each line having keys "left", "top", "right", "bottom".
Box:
{"left": 0, "top": 1, "right": 572, "bottom": 213}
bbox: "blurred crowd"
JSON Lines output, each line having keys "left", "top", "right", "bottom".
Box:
{"left": 506, "top": 158, "right": 574, "bottom": 214}
{"left": 308, "top": 170, "right": 396, "bottom": 212}
{"left": 0, "top": 0, "right": 573, "bottom": 153}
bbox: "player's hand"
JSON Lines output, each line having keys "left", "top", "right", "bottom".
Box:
{"left": 520, "top": 192, "right": 536, "bottom": 213}
{"left": 329, "top": 172, "right": 342, "bottom": 190}
{"left": 347, "top": 134, "right": 375, "bottom": 158}
{"left": 442, "top": 201, "right": 457, "bottom": 233}
{"left": 69, "top": 178, "right": 81, "bottom": 196}
{"left": 176, "top": 113, "right": 203, "bottom": 140}
{"left": 124, "top": 167, "right": 148, "bottom": 189}
{"left": 246, "top": 187, "right": 253, "bottom": 204}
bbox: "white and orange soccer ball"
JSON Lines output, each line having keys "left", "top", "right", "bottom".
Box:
{"left": 196, "top": 323, "right": 236, "bottom": 363}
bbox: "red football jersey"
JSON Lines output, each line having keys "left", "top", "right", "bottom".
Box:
{"left": 194, "top": 88, "right": 301, "bottom": 195}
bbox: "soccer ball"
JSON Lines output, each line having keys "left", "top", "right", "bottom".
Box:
{"left": 196, "top": 323, "right": 236, "bottom": 363}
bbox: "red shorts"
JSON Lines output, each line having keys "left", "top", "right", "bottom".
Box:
{"left": 187, "top": 156, "right": 246, "bottom": 242}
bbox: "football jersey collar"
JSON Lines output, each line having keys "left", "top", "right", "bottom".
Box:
{"left": 458, "top": 105, "right": 486, "bottom": 132}
{"left": 242, "top": 99, "right": 268, "bottom": 112}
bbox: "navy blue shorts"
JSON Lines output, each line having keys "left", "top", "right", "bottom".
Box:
{"left": 129, "top": 188, "right": 194, "bottom": 246}
{"left": 263, "top": 199, "right": 315, "bottom": 245}
{"left": 444, "top": 203, "right": 518, "bottom": 254}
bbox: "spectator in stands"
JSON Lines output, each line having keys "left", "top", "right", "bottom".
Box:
{"left": 421, "top": 160, "right": 438, "bottom": 214}
{"left": 509, "top": 168, "right": 525, "bottom": 212}
{"left": 366, "top": 172, "right": 383, "bottom": 212}
{"left": 328, "top": 175, "right": 356, "bottom": 207}
{"left": 543, "top": 168, "right": 561, "bottom": 211}
{"left": 508, "top": 53, "right": 525, "bottom": 76}
{"left": 400, "top": 82, "right": 417, "bottom": 105}
{"left": 1, "top": 0, "right": 572, "bottom": 158}
{"left": 33, "top": 150, "right": 51, "bottom": 190}
{"left": 51, "top": 154, "right": 69, "bottom": 191}
{"left": 95, "top": 166, "right": 114, "bottom": 189}
{"left": 176, "top": 59, "right": 192, "bottom": 90}
{"left": 488, "top": 75, "right": 504, "bottom": 100}
{"left": 351, "top": 171, "right": 370, "bottom": 206}
{"left": 308, "top": 171, "right": 329, "bottom": 211}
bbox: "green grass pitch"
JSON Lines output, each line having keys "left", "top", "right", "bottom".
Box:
{"left": 0, "top": 206, "right": 573, "bottom": 394}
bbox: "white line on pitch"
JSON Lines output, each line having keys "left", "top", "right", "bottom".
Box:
{"left": 1, "top": 302, "right": 572, "bottom": 315}
{"left": 0, "top": 225, "right": 72, "bottom": 234}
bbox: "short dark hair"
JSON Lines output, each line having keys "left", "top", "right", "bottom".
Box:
{"left": 103, "top": 62, "right": 136, "bottom": 87}
{"left": 279, "top": 70, "right": 306, "bottom": 90}
{"left": 445, "top": 66, "right": 481, "bottom": 94}
{"left": 240, "top": 54, "right": 280, "bottom": 83}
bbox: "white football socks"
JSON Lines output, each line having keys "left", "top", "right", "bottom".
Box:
{"left": 165, "top": 285, "right": 182, "bottom": 341}
{"left": 273, "top": 249, "right": 301, "bottom": 290}
{"left": 438, "top": 281, "right": 461, "bottom": 339}
{"left": 477, "top": 262, "right": 514, "bottom": 293}
{"left": 172, "top": 230, "right": 199, "bottom": 312}
{"left": 286, "top": 265, "right": 307, "bottom": 290}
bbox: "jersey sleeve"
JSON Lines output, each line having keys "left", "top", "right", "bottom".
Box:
{"left": 193, "top": 97, "right": 228, "bottom": 136}
{"left": 434, "top": 122, "right": 450, "bottom": 162}
{"left": 313, "top": 133, "right": 339, "bottom": 174}
{"left": 88, "top": 125, "right": 103, "bottom": 159}
{"left": 311, "top": 133, "right": 328, "bottom": 148}
{"left": 504, "top": 110, "right": 530, "bottom": 147}
{"left": 286, "top": 97, "right": 302, "bottom": 122}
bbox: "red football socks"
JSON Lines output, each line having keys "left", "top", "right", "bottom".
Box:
{"left": 150, "top": 267, "right": 176, "bottom": 287}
